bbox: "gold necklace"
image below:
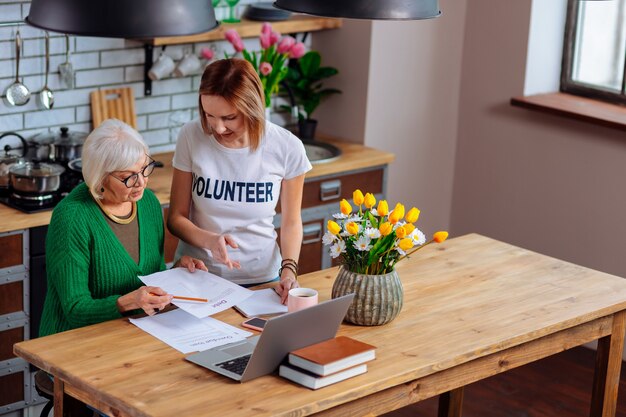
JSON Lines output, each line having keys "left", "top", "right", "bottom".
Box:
{"left": 95, "top": 198, "right": 137, "bottom": 225}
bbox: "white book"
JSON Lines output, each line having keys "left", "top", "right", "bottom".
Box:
{"left": 233, "top": 288, "right": 288, "bottom": 317}
{"left": 279, "top": 363, "right": 367, "bottom": 390}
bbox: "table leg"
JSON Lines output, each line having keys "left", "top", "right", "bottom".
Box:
{"left": 53, "top": 377, "right": 64, "bottom": 417}
{"left": 590, "top": 311, "right": 626, "bottom": 417}
{"left": 438, "top": 387, "right": 464, "bottom": 417}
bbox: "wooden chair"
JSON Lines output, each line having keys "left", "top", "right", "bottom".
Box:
{"left": 90, "top": 87, "right": 137, "bottom": 129}
{"left": 34, "top": 370, "right": 53, "bottom": 417}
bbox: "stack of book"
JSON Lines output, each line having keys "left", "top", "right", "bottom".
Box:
{"left": 279, "top": 336, "right": 376, "bottom": 389}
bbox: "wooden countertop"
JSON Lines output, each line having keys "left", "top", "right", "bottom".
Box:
{"left": 0, "top": 140, "right": 394, "bottom": 234}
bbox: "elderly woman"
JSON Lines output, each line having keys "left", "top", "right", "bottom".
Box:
{"left": 39, "top": 119, "right": 206, "bottom": 338}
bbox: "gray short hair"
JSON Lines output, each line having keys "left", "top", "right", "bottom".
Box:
{"left": 82, "top": 119, "right": 149, "bottom": 199}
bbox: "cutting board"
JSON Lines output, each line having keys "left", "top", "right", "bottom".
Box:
{"left": 90, "top": 87, "right": 137, "bottom": 129}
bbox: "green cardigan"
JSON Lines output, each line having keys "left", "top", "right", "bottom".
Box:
{"left": 39, "top": 183, "right": 166, "bottom": 337}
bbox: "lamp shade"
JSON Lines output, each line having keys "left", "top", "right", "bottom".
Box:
{"left": 26, "top": 0, "right": 218, "bottom": 39}
{"left": 273, "top": 0, "right": 441, "bottom": 20}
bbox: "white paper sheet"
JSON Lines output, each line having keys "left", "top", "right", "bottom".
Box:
{"left": 129, "top": 309, "right": 246, "bottom": 353}
{"left": 234, "top": 288, "right": 288, "bottom": 317}
{"left": 202, "top": 316, "right": 252, "bottom": 338}
{"left": 139, "top": 269, "right": 253, "bottom": 318}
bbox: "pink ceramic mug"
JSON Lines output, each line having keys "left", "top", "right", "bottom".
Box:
{"left": 287, "top": 288, "right": 318, "bottom": 312}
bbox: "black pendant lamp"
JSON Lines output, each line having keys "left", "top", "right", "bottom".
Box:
{"left": 26, "top": 0, "right": 218, "bottom": 39}
{"left": 273, "top": 0, "right": 441, "bottom": 20}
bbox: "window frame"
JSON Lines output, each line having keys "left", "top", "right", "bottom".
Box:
{"left": 560, "top": 0, "right": 626, "bottom": 105}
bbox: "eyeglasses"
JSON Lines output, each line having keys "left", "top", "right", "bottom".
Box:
{"left": 109, "top": 156, "right": 156, "bottom": 188}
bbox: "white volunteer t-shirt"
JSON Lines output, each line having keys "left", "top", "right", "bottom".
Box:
{"left": 172, "top": 119, "right": 312, "bottom": 285}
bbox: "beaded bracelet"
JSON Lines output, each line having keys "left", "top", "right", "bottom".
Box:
{"left": 281, "top": 258, "right": 299, "bottom": 271}
{"left": 279, "top": 263, "right": 298, "bottom": 280}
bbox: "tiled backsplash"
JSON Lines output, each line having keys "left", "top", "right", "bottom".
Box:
{"left": 0, "top": 0, "right": 303, "bottom": 154}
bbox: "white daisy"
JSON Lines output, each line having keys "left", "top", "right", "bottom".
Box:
{"left": 330, "top": 240, "right": 346, "bottom": 258}
{"left": 411, "top": 229, "right": 427, "bottom": 246}
{"left": 353, "top": 236, "right": 372, "bottom": 251}
{"left": 347, "top": 214, "right": 363, "bottom": 223}
{"left": 395, "top": 246, "right": 407, "bottom": 256}
{"left": 322, "top": 231, "right": 337, "bottom": 245}
{"left": 332, "top": 213, "right": 350, "bottom": 219}
{"left": 364, "top": 227, "right": 381, "bottom": 239}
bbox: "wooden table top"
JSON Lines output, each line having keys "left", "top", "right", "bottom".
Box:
{"left": 0, "top": 139, "right": 394, "bottom": 234}
{"left": 15, "top": 233, "right": 626, "bottom": 417}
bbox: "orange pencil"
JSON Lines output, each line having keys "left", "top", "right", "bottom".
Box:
{"left": 150, "top": 292, "right": 208, "bottom": 302}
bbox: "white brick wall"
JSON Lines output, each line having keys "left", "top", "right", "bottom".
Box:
{"left": 1, "top": 0, "right": 303, "bottom": 153}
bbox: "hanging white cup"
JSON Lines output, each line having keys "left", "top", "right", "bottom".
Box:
{"left": 173, "top": 54, "right": 202, "bottom": 77}
{"left": 148, "top": 54, "right": 175, "bottom": 80}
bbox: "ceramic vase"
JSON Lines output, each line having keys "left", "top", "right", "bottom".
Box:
{"left": 331, "top": 266, "right": 403, "bottom": 326}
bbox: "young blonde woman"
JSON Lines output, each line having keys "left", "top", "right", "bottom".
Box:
{"left": 168, "top": 58, "right": 311, "bottom": 303}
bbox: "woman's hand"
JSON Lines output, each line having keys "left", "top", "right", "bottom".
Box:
{"left": 175, "top": 255, "right": 208, "bottom": 272}
{"left": 117, "top": 286, "right": 173, "bottom": 316}
{"left": 206, "top": 234, "right": 241, "bottom": 270}
{"left": 276, "top": 275, "right": 299, "bottom": 304}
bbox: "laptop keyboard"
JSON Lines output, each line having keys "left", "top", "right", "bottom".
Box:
{"left": 216, "top": 354, "right": 252, "bottom": 375}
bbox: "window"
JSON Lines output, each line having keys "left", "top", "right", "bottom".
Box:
{"left": 561, "top": 0, "right": 626, "bottom": 104}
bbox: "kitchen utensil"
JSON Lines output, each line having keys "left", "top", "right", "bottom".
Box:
{"left": 4, "top": 31, "right": 31, "bottom": 107}
{"left": 58, "top": 34, "right": 74, "bottom": 89}
{"left": 25, "top": 131, "right": 55, "bottom": 162}
{"left": 0, "top": 132, "right": 28, "bottom": 189}
{"left": 9, "top": 162, "right": 65, "bottom": 194}
{"left": 90, "top": 87, "right": 137, "bottom": 129}
{"left": 38, "top": 32, "right": 54, "bottom": 110}
{"left": 51, "top": 127, "right": 87, "bottom": 163}
{"left": 67, "top": 158, "right": 82, "bottom": 174}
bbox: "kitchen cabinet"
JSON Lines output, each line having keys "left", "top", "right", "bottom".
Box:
{"left": 0, "top": 230, "right": 45, "bottom": 415}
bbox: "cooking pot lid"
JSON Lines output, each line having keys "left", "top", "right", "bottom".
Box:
{"left": 30, "top": 126, "right": 87, "bottom": 145}
{"left": 68, "top": 158, "right": 82, "bottom": 171}
{"left": 10, "top": 162, "right": 65, "bottom": 177}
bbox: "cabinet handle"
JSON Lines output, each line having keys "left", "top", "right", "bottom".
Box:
{"left": 302, "top": 223, "right": 323, "bottom": 245}
{"left": 320, "top": 179, "right": 341, "bottom": 201}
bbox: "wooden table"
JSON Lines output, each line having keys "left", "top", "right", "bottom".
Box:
{"left": 14, "top": 234, "right": 626, "bottom": 417}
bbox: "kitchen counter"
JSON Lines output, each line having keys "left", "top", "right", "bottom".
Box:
{"left": 0, "top": 139, "right": 394, "bottom": 234}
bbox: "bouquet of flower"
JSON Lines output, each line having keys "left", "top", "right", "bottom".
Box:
{"left": 324, "top": 190, "right": 449, "bottom": 275}
{"left": 225, "top": 23, "right": 305, "bottom": 108}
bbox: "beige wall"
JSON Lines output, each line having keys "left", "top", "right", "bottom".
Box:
{"left": 313, "top": 0, "right": 467, "bottom": 236}
{"left": 452, "top": 0, "right": 626, "bottom": 280}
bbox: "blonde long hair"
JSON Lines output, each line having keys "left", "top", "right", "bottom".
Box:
{"left": 198, "top": 58, "right": 266, "bottom": 150}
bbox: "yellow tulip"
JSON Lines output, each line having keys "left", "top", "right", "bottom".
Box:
{"left": 399, "top": 238, "right": 414, "bottom": 251}
{"left": 364, "top": 193, "right": 376, "bottom": 209}
{"left": 346, "top": 222, "right": 359, "bottom": 235}
{"left": 379, "top": 222, "right": 393, "bottom": 236}
{"left": 377, "top": 200, "right": 389, "bottom": 216}
{"left": 433, "top": 231, "right": 449, "bottom": 243}
{"left": 340, "top": 199, "right": 352, "bottom": 215}
{"left": 353, "top": 189, "right": 364, "bottom": 206}
{"left": 405, "top": 207, "right": 420, "bottom": 223}
{"left": 395, "top": 225, "right": 407, "bottom": 239}
{"left": 388, "top": 203, "right": 405, "bottom": 224}
{"left": 404, "top": 223, "right": 416, "bottom": 234}
{"left": 327, "top": 220, "right": 341, "bottom": 235}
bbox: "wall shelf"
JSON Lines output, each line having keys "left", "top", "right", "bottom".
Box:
{"left": 149, "top": 15, "right": 341, "bottom": 46}
{"left": 142, "top": 15, "right": 341, "bottom": 95}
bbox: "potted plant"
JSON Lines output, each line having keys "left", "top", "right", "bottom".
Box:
{"left": 324, "top": 190, "right": 448, "bottom": 325}
{"left": 283, "top": 51, "right": 341, "bottom": 139}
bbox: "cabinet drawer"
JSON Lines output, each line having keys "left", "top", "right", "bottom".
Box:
{"left": 0, "top": 231, "right": 26, "bottom": 274}
{"left": 0, "top": 280, "right": 24, "bottom": 316}
{"left": 276, "top": 219, "right": 323, "bottom": 275}
{"left": 0, "top": 362, "right": 28, "bottom": 413}
{"left": 277, "top": 168, "right": 384, "bottom": 213}
{"left": 0, "top": 318, "right": 27, "bottom": 365}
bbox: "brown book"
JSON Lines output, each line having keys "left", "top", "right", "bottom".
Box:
{"left": 288, "top": 336, "right": 376, "bottom": 376}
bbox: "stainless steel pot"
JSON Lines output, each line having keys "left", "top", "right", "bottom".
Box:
{"left": 0, "top": 132, "right": 28, "bottom": 189}
{"left": 52, "top": 127, "right": 87, "bottom": 163}
{"left": 9, "top": 162, "right": 65, "bottom": 194}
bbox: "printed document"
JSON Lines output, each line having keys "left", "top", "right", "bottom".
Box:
{"left": 139, "top": 269, "right": 253, "bottom": 318}
{"left": 129, "top": 309, "right": 251, "bottom": 353}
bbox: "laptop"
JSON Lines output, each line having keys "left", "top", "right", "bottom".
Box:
{"left": 185, "top": 293, "right": 355, "bottom": 382}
